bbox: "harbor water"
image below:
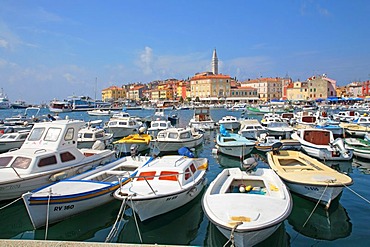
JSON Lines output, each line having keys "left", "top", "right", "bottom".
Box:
{"left": 0, "top": 108, "right": 369, "bottom": 246}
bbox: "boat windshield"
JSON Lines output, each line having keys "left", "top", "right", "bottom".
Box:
{"left": 28, "top": 127, "right": 45, "bottom": 141}
{"left": 268, "top": 122, "right": 289, "bottom": 128}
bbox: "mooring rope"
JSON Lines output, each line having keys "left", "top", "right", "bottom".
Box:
{"left": 129, "top": 196, "right": 143, "bottom": 243}
{"left": 223, "top": 221, "right": 242, "bottom": 247}
{"left": 44, "top": 189, "right": 52, "bottom": 240}
{"left": 291, "top": 183, "right": 329, "bottom": 244}
{"left": 343, "top": 183, "right": 370, "bottom": 205}
{"left": 105, "top": 196, "right": 129, "bottom": 243}
{"left": 0, "top": 197, "right": 22, "bottom": 210}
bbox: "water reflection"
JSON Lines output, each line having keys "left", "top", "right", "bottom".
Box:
{"left": 34, "top": 200, "right": 122, "bottom": 241}
{"left": 352, "top": 157, "right": 370, "bottom": 175}
{"left": 288, "top": 193, "right": 352, "bottom": 240}
{"left": 117, "top": 192, "right": 204, "bottom": 245}
{"left": 204, "top": 221, "right": 290, "bottom": 247}
{"left": 0, "top": 200, "right": 33, "bottom": 239}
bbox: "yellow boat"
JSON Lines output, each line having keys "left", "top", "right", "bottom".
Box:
{"left": 339, "top": 123, "right": 370, "bottom": 137}
{"left": 114, "top": 133, "right": 152, "bottom": 156}
{"left": 266, "top": 149, "right": 353, "bottom": 209}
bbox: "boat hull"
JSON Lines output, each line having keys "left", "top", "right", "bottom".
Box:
{"left": 153, "top": 137, "right": 203, "bottom": 153}
{"left": 216, "top": 144, "right": 254, "bottom": 158}
{"left": 284, "top": 181, "right": 343, "bottom": 209}
{"left": 217, "top": 223, "right": 281, "bottom": 247}
{"left": 115, "top": 142, "right": 150, "bottom": 155}
{"left": 0, "top": 154, "right": 114, "bottom": 201}
{"left": 23, "top": 187, "right": 115, "bottom": 229}
{"left": 301, "top": 144, "right": 353, "bottom": 161}
{"left": 125, "top": 178, "right": 206, "bottom": 221}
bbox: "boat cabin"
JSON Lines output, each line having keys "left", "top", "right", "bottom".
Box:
{"left": 303, "top": 130, "right": 331, "bottom": 145}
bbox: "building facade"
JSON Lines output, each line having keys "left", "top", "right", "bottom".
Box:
{"left": 190, "top": 72, "right": 232, "bottom": 100}
{"left": 241, "top": 77, "right": 284, "bottom": 102}
{"left": 286, "top": 81, "right": 308, "bottom": 101}
{"left": 101, "top": 86, "right": 126, "bottom": 102}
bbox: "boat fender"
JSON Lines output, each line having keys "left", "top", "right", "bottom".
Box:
{"left": 239, "top": 185, "right": 246, "bottom": 193}
{"left": 245, "top": 185, "right": 252, "bottom": 192}
{"left": 188, "top": 187, "right": 198, "bottom": 197}
{"left": 50, "top": 171, "right": 68, "bottom": 181}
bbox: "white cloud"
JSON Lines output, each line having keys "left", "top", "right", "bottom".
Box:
{"left": 138, "top": 46, "right": 154, "bottom": 75}
{"left": 0, "top": 39, "right": 8, "bottom": 48}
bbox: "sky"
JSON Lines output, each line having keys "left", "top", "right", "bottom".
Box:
{"left": 1, "top": 0, "right": 370, "bottom": 104}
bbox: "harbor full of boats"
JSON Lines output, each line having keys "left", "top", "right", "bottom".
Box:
{"left": 0, "top": 105, "right": 370, "bottom": 247}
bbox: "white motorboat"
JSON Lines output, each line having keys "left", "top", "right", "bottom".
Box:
{"left": 217, "top": 115, "right": 241, "bottom": 130}
{"left": 265, "top": 122, "right": 294, "bottom": 139}
{"left": 49, "top": 99, "right": 72, "bottom": 113}
{"left": 113, "top": 130, "right": 152, "bottom": 156}
{"left": 113, "top": 155, "right": 208, "bottom": 221}
{"left": 291, "top": 128, "right": 353, "bottom": 161}
{"left": 344, "top": 134, "right": 370, "bottom": 159}
{"left": 0, "top": 130, "right": 30, "bottom": 153}
{"left": 333, "top": 111, "right": 360, "bottom": 122}
{"left": 151, "top": 127, "right": 204, "bottom": 153}
{"left": 202, "top": 165, "right": 292, "bottom": 247}
{"left": 77, "top": 120, "right": 113, "bottom": 149}
{"left": 0, "top": 107, "right": 45, "bottom": 133}
{"left": 216, "top": 126, "right": 255, "bottom": 159}
{"left": 22, "top": 154, "right": 153, "bottom": 229}
{"left": 238, "top": 119, "right": 267, "bottom": 140}
{"left": 255, "top": 133, "right": 301, "bottom": 152}
{"left": 267, "top": 149, "right": 353, "bottom": 209}
{"left": 87, "top": 109, "right": 118, "bottom": 116}
{"left": 189, "top": 107, "right": 216, "bottom": 130}
{"left": 352, "top": 116, "right": 370, "bottom": 127}
{"left": 0, "top": 119, "right": 116, "bottom": 201}
{"left": 147, "top": 118, "right": 173, "bottom": 138}
{"left": 104, "top": 112, "right": 142, "bottom": 139}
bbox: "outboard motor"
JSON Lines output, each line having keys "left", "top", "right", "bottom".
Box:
{"left": 330, "top": 138, "right": 351, "bottom": 159}
{"left": 271, "top": 142, "right": 283, "bottom": 155}
{"left": 130, "top": 144, "right": 139, "bottom": 159}
{"left": 138, "top": 126, "right": 147, "bottom": 134}
{"left": 242, "top": 157, "right": 258, "bottom": 173}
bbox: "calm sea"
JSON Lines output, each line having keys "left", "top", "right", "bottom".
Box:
{"left": 0, "top": 108, "right": 369, "bottom": 246}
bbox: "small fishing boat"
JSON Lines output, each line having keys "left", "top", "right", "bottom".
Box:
{"left": 104, "top": 112, "right": 142, "bottom": 139}
{"left": 188, "top": 106, "right": 216, "bottom": 130}
{"left": 87, "top": 109, "right": 118, "bottom": 116}
{"left": 291, "top": 128, "right": 353, "bottom": 161}
{"left": 0, "top": 130, "right": 29, "bottom": 153}
{"left": 255, "top": 133, "right": 301, "bottom": 152}
{"left": 151, "top": 127, "right": 204, "bottom": 153}
{"left": 0, "top": 120, "right": 116, "bottom": 201}
{"left": 147, "top": 118, "right": 173, "bottom": 138}
{"left": 22, "top": 155, "right": 153, "bottom": 229}
{"left": 113, "top": 128, "right": 152, "bottom": 156}
{"left": 113, "top": 155, "right": 208, "bottom": 221}
{"left": 344, "top": 133, "right": 370, "bottom": 159}
{"left": 238, "top": 119, "right": 267, "bottom": 140}
{"left": 217, "top": 115, "right": 240, "bottom": 130}
{"left": 265, "top": 122, "right": 294, "bottom": 139}
{"left": 266, "top": 148, "right": 353, "bottom": 209}
{"left": 216, "top": 125, "right": 255, "bottom": 159}
{"left": 202, "top": 162, "right": 292, "bottom": 247}
{"left": 339, "top": 123, "right": 370, "bottom": 137}
{"left": 77, "top": 120, "right": 113, "bottom": 149}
